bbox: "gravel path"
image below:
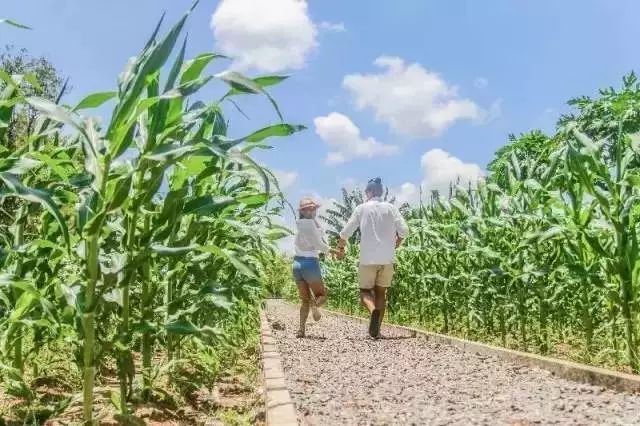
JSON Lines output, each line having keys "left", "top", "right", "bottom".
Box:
{"left": 265, "top": 300, "right": 640, "bottom": 426}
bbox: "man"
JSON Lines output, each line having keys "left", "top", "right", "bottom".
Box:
{"left": 336, "top": 177, "right": 409, "bottom": 338}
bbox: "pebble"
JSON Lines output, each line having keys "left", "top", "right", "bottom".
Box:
{"left": 266, "top": 300, "right": 640, "bottom": 425}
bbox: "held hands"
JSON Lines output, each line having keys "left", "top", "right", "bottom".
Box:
{"left": 332, "top": 239, "right": 346, "bottom": 260}
{"left": 329, "top": 236, "right": 401, "bottom": 260}
{"left": 330, "top": 247, "right": 345, "bottom": 259}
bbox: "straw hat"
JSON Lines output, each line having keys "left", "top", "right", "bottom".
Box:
{"left": 298, "top": 197, "right": 320, "bottom": 210}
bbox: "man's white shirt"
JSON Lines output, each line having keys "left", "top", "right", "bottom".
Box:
{"left": 339, "top": 197, "right": 409, "bottom": 265}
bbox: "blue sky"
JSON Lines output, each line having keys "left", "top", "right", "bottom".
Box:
{"left": 3, "top": 0, "right": 640, "bottom": 218}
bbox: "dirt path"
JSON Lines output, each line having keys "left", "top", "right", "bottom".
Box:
{"left": 265, "top": 300, "right": 640, "bottom": 425}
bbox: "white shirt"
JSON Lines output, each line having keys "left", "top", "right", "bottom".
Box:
{"left": 294, "top": 219, "right": 331, "bottom": 258}
{"left": 339, "top": 197, "right": 409, "bottom": 265}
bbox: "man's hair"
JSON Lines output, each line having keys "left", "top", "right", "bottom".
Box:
{"left": 365, "top": 177, "right": 384, "bottom": 198}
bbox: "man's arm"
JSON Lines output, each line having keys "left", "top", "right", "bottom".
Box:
{"left": 393, "top": 206, "right": 409, "bottom": 248}
{"left": 336, "top": 207, "right": 361, "bottom": 251}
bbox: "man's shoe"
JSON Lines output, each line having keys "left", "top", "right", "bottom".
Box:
{"left": 369, "top": 309, "right": 381, "bottom": 338}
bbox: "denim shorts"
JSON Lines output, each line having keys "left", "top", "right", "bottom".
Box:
{"left": 292, "top": 256, "right": 323, "bottom": 283}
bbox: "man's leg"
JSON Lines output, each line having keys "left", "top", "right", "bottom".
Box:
{"left": 371, "top": 264, "right": 394, "bottom": 337}
{"left": 359, "top": 289, "right": 375, "bottom": 312}
{"left": 373, "top": 285, "right": 388, "bottom": 323}
{"left": 358, "top": 265, "right": 376, "bottom": 313}
{"left": 359, "top": 265, "right": 381, "bottom": 337}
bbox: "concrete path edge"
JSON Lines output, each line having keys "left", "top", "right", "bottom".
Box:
{"left": 293, "top": 301, "right": 640, "bottom": 394}
{"left": 260, "top": 309, "right": 298, "bottom": 426}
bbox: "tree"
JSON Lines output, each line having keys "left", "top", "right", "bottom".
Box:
{"left": 0, "top": 47, "right": 69, "bottom": 230}
{"left": 0, "top": 45, "right": 69, "bottom": 150}
{"left": 560, "top": 72, "right": 640, "bottom": 167}
{"left": 321, "top": 186, "right": 397, "bottom": 243}
{"left": 487, "top": 130, "right": 558, "bottom": 190}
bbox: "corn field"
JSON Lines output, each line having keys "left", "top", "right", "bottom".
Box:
{"left": 323, "top": 73, "right": 640, "bottom": 374}
{"left": 1, "top": 6, "right": 300, "bottom": 424}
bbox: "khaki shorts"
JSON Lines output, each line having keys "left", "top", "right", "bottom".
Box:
{"left": 358, "top": 264, "right": 395, "bottom": 289}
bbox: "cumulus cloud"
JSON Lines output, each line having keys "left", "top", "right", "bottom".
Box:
{"left": 392, "top": 182, "right": 421, "bottom": 206}
{"left": 314, "top": 112, "right": 399, "bottom": 165}
{"left": 211, "top": 0, "right": 317, "bottom": 72}
{"left": 390, "top": 149, "right": 485, "bottom": 206}
{"left": 343, "top": 56, "right": 485, "bottom": 138}
{"left": 421, "top": 148, "right": 484, "bottom": 195}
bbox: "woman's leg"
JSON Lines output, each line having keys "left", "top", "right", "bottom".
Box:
{"left": 308, "top": 280, "right": 327, "bottom": 307}
{"left": 296, "top": 281, "right": 311, "bottom": 336}
{"left": 306, "top": 257, "right": 327, "bottom": 308}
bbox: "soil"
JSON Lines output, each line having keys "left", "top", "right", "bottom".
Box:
{"left": 0, "top": 353, "right": 263, "bottom": 426}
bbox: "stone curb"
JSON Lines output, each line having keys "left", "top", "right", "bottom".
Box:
{"left": 286, "top": 301, "right": 640, "bottom": 394}
{"left": 260, "top": 310, "right": 298, "bottom": 426}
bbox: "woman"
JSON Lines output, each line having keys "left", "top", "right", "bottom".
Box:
{"left": 292, "top": 197, "right": 336, "bottom": 337}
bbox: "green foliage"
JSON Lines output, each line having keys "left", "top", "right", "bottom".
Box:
{"left": 325, "top": 74, "right": 640, "bottom": 373}
{"left": 0, "top": 46, "right": 68, "bottom": 150}
{"left": 487, "top": 130, "right": 558, "bottom": 189}
{"left": 262, "top": 253, "right": 296, "bottom": 299}
{"left": 0, "top": 5, "right": 303, "bottom": 423}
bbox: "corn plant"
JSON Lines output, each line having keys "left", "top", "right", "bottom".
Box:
{"left": 322, "top": 74, "right": 640, "bottom": 372}
{"left": 1, "top": 4, "right": 303, "bottom": 423}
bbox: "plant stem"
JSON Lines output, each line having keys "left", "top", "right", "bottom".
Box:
{"left": 82, "top": 234, "right": 99, "bottom": 424}
{"left": 12, "top": 205, "right": 25, "bottom": 373}
{"left": 141, "top": 214, "right": 153, "bottom": 399}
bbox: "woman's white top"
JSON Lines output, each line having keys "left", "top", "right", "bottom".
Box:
{"left": 294, "top": 219, "right": 331, "bottom": 258}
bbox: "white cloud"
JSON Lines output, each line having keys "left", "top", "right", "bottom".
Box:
{"left": 319, "top": 21, "right": 346, "bottom": 32}
{"left": 392, "top": 149, "right": 485, "bottom": 206}
{"left": 314, "top": 112, "right": 399, "bottom": 165}
{"left": 343, "top": 56, "right": 484, "bottom": 138}
{"left": 474, "top": 77, "right": 489, "bottom": 89}
{"left": 421, "top": 148, "right": 484, "bottom": 195}
{"left": 273, "top": 169, "right": 298, "bottom": 191}
{"left": 392, "top": 182, "right": 420, "bottom": 206}
{"left": 211, "top": 0, "right": 317, "bottom": 72}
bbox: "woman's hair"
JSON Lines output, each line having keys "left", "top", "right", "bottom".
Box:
{"left": 299, "top": 209, "right": 315, "bottom": 219}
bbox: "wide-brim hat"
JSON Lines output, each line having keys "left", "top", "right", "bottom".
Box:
{"left": 298, "top": 197, "right": 320, "bottom": 210}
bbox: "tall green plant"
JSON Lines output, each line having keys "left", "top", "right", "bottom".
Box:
{"left": 1, "top": 4, "right": 304, "bottom": 423}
